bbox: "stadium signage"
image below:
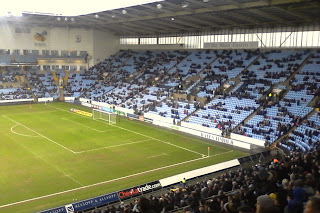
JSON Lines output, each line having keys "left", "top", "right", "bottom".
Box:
{"left": 39, "top": 206, "right": 67, "bottom": 213}
{"left": 70, "top": 108, "right": 92, "bottom": 117}
{"left": 144, "top": 117, "right": 153, "bottom": 123}
{"left": 72, "top": 192, "right": 118, "bottom": 211}
{"left": 200, "top": 133, "right": 233, "bottom": 145}
{"left": 34, "top": 42, "right": 46, "bottom": 47}
{"left": 127, "top": 113, "right": 140, "bottom": 120}
{"left": 137, "top": 181, "right": 162, "bottom": 193}
{"left": 117, "top": 181, "right": 162, "bottom": 200}
{"left": 203, "top": 41, "right": 259, "bottom": 49}
{"left": 118, "top": 188, "right": 141, "bottom": 200}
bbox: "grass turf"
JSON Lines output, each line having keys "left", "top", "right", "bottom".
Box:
{"left": 0, "top": 102, "right": 247, "bottom": 213}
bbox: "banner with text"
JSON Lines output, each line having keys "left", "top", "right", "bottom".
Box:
{"left": 70, "top": 108, "right": 92, "bottom": 117}
{"left": 38, "top": 206, "right": 67, "bottom": 213}
{"left": 72, "top": 192, "right": 118, "bottom": 211}
{"left": 204, "top": 41, "right": 259, "bottom": 49}
{"left": 117, "top": 181, "right": 162, "bottom": 201}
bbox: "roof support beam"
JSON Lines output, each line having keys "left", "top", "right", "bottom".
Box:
{"left": 249, "top": 8, "right": 289, "bottom": 24}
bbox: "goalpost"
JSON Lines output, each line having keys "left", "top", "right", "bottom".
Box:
{"left": 92, "top": 109, "right": 117, "bottom": 125}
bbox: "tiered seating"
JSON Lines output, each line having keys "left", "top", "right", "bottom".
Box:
{"left": 108, "top": 50, "right": 135, "bottom": 76}
{"left": 84, "top": 81, "right": 114, "bottom": 99}
{"left": 232, "top": 50, "right": 313, "bottom": 143}
{"left": 149, "top": 100, "right": 198, "bottom": 120}
{"left": 38, "top": 73, "right": 59, "bottom": 98}
{"left": 197, "top": 49, "right": 260, "bottom": 98}
{"left": 250, "top": 50, "right": 309, "bottom": 84}
{"left": 0, "top": 72, "right": 17, "bottom": 83}
{"left": 0, "top": 87, "right": 32, "bottom": 100}
{"left": 281, "top": 113, "right": 320, "bottom": 152}
{"left": 92, "top": 51, "right": 186, "bottom": 110}
{"left": 171, "top": 50, "right": 214, "bottom": 80}
{"left": 26, "top": 72, "right": 49, "bottom": 98}
{"left": 64, "top": 65, "right": 100, "bottom": 97}
{"left": 188, "top": 97, "right": 259, "bottom": 129}
{"left": 211, "top": 49, "right": 259, "bottom": 79}
{"left": 123, "top": 86, "right": 168, "bottom": 110}
{"left": 237, "top": 89, "right": 313, "bottom": 142}
{"left": 94, "top": 83, "right": 140, "bottom": 105}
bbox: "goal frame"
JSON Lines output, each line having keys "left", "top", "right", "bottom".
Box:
{"left": 92, "top": 109, "right": 117, "bottom": 125}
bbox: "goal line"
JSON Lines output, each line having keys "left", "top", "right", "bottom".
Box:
{"left": 92, "top": 109, "right": 117, "bottom": 125}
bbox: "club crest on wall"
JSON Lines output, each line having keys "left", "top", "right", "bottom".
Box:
{"left": 34, "top": 30, "right": 48, "bottom": 42}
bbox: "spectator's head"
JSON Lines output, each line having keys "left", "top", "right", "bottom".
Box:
{"left": 282, "top": 179, "right": 289, "bottom": 189}
{"left": 256, "top": 195, "right": 274, "bottom": 213}
{"left": 259, "top": 168, "right": 269, "bottom": 180}
{"left": 137, "top": 196, "right": 150, "bottom": 212}
{"left": 304, "top": 196, "right": 320, "bottom": 213}
{"left": 293, "top": 187, "right": 305, "bottom": 201}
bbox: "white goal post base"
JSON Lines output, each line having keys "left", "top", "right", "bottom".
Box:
{"left": 92, "top": 109, "right": 117, "bottom": 125}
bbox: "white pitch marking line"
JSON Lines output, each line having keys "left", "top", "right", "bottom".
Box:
{"left": 75, "top": 139, "right": 152, "bottom": 154}
{"left": 3, "top": 115, "right": 76, "bottom": 154}
{"left": 129, "top": 120, "right": 230, "bottom": 151}
{"left": 102, "top": 121, "right": 205, "bottom": 157}
{"left": 47, "top": 105, "right": 205, "bottom": 156}
{"left": 0, "top": 150, "right": 233, "bottom": 209}
{"left": 8, "top": 134, "right": 83, "bottom": 188}
{"left": 62, "top": 117, "right": 110, "bottom": 133}
{"left": 65, "top": 175, "right": 83, "bottom": 187}
{"left": 10, "top": 124, "right": 40, "bottom": 138}
{"left": 147, "top": 153, "right": 168, "bottom": 159}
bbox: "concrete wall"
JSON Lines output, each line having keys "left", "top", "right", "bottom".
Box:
{"left": 92, "top": 29, "right": 119, "bottom": 66}
{"left": 0, "top": 23, "right": 120, "bottom": 67}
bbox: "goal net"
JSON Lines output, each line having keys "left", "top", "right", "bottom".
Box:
{"left": 92, "top": 109, "right": 117, "bottom": 125}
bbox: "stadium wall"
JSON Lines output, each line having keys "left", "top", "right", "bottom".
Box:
{"left": 0, "top": 24, "right": 119, "bottom": 67}
{"left": 0, "top": 24, "right": 92, "bottom": 53}
{"left": 92, "top": 29, "right": 119, "bottom": 65}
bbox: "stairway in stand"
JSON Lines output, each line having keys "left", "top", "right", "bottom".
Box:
{"left": 59, "top": 87, "right": 64, "bottom": 101}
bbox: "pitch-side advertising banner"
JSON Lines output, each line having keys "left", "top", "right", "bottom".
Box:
{"left": 72, "top": 192, "right": 118, "bottom": 211}
{"left": 70, "top": 108, "right": 92, "bottom": 117}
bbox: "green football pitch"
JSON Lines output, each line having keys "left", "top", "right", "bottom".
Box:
{"left": 0, "top": 102, "right": 247, "bottom": 213}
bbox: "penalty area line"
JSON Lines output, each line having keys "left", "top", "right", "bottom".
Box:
{"left": 47, "top": 104, "right": 205, "bottom": 157}
{"left": 0, "top": 150, "right": 233, "bottom": 209}
{"left": 75, "top": 139, "right": 152, "bottom": 154}
{"left": 62, "top": 118, "right": 111, "bottom": 133}
{"left": 3, "top": 115, "right": 76, "bottom": 154}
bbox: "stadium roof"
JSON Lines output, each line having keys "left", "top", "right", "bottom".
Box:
{"left": 2, "top": 0, "right": 320, "bottom": 36}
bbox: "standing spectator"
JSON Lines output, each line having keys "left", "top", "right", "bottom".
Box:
{"left": 303, "top": 196, "right": 320, "bottom": 213}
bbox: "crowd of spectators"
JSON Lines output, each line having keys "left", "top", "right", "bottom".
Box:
{"left": 91, "top": 147, "right": 320, "bottom": 213}
{"left": 0, "top": 86, "right": 33, "bottom": 100}
{"left": 0, "top": 72, "right": 18, "bottom": 83}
